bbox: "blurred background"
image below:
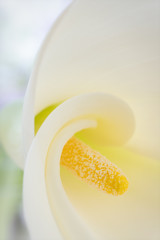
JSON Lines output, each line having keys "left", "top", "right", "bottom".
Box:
{"left": 0, "top": 1, "right": 67, "bottom": 239}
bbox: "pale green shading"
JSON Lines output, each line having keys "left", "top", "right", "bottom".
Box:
{"left": 34, "top": 102, "right": 65, "bottom": 135}
{"left": 0, "top": 101, "right": 23, "bottom": 168}
{"left": 0, "top": 145, "right": 23, "bottom": 240}
{"left": 34, "top": 101, "right": 94, "bottom": 144}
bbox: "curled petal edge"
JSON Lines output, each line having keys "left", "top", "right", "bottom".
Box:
{"left": 23, "top": 92, "right": 134, "bottom": 240}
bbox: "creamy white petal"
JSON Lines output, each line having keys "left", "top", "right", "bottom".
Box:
{"left": 24, "top": 119, "right": 96, "bottom": 240}
{"left": 22, "top": 0, "right": 73, "bottom": 158}
{"left": 23, "top": 0, "right": 160, "bottom": 159}
{"left": 61, "top": 146, "right": 160, "bottom": 240}
{"left": 22, "top": 1, "right": 160, "bottom": 239}
{"left": 23, "top": 92, "right": 134, "bottom": 239}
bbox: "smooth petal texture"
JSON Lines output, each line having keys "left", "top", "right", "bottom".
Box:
{"left": 23, "top": 0, "right": 160, "bottom": 160}
{"left": 22, "top": 1, "right": 160, "bottom": 240}
{"left": 24, "top": 118, "right": 96, "bottom": 240}
{"left": 61, "top": 146, "right": 160, "bottom": 240}
{"left": 23, "top": 93, "right": 134, "bottom": 239}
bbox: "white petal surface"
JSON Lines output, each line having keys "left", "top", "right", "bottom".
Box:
{"left": 23, "top": 93, "right": 134, "bottom": 239}
{"left": 23, "top": 0, "right": 160, "bottom": 159}
{"left": 22, "top": 1, "right": 160, "bottom": 240}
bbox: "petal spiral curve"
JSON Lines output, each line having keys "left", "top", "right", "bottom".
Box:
{"left": 23, "top": 93, "right": 134, "bottom": 239}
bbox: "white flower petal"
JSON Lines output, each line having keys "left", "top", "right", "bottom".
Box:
{"left": 23, "top": 92, "right": 134, "bottom": 239}
{"left": 23, "top": 0, "right": 160, "bottom": 159}
{"left": 61, "top": 147, "right": 160, "bottom": 239}
{"left": 22, "top": 1, "right": 160, "bottom": 239}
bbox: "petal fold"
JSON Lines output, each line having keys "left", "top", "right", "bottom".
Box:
{"left": 23, "top": 92, "right": 134, "bottom": 239}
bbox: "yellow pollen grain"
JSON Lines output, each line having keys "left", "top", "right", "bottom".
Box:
{"left": 61, "top": 137, "right": 129, "bottom": 196}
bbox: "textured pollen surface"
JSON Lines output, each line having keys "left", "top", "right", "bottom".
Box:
{"left": 61, "top": 137, "right": 129, "bottom": 195}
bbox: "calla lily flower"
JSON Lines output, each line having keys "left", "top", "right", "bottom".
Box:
{"left": 0, "top": 0, "right": 160, "bottom": 240}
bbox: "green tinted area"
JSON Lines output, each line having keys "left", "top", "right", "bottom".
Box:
{"left": 34, "top": 103, "right": 126, "bottom": 151}
{"left": 34, "top": 103, "right": 160, "bottom": 203}
{"left": 34, "top": 103, "right": 160, "bottom": 170}
{"left": 0, "top": 146, "right": 23, "bottom": 240}
{"left": 35, "top": 102, "right": 63, "bottom": 134}
{"left": 34, "top": 101, "right": 95, "bottom": 144}
{"left": 34, "top": 102, "right": 95, "bottom": 146}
